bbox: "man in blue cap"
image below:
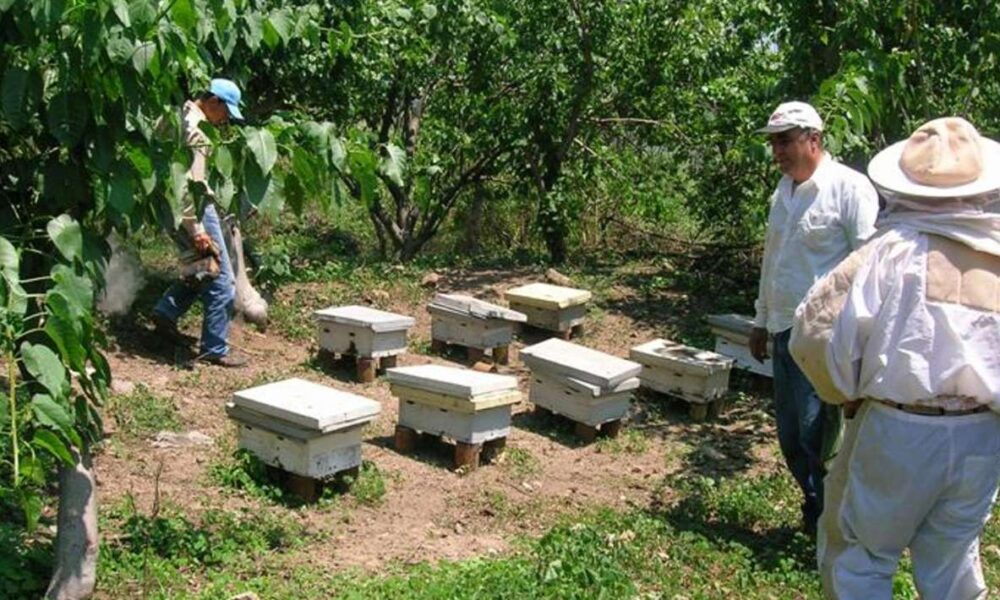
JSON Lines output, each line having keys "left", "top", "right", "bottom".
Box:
{"left": 152, "top": 78, "right": 248, "bottom": 367}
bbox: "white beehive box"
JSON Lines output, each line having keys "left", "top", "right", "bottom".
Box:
{"left": 520, "top": 339, "right": 641, "bottom": 425}
{"left": 227, "top": 378, "right": 381, "bottom": 479}
{"left": 630, "top": 339, "right": 734, "bottom": 404}
{"left": 387, "top": 365, "right": 520, "bottom": 444}
{"left": 314, "top": 305, "right": 415, "bottom": 358}
{"left": 505, "top": 283, "right": 591, "bottom": 333}
{"left": 706, "top": 314, "right": 773, "bottom": 378}
{"left": 428, "top": 293, "right": 526, "bottom": 349}
{"left": 528, "top": 370, "right": 638, "bottom": 426}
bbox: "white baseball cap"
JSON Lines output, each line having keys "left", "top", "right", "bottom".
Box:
{"left": 756, "top": 101, "right": 824, "bottom": 134}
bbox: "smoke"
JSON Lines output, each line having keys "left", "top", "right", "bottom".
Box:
{"left": 97, "top": 236, "right": 144, "bottom": 317}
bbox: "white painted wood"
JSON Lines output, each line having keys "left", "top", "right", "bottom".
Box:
{"left": 316, "top": 322, "right": 408, "bottom": 357}
{"left": 509, "top": 301, "right": 587, "bottom": 332}
{"left": 429, "top": 308, "right": 516, "bottom": 348}
{"left": 390, "top": 384, "right": 520, "bottom": 414}
{"left": 398, "top": 399, "right": 510, "bottom": 444}
{"left": 314, "top": 305, "right": 415, "bottom": 332}
{"left": 232, "top": 378, "right": 381, "bottom": 432}
{"left": 427, "top": 293, "right": 527, "bottom": 322}
{"left": 520, "top": 338, "right": 642, "bottom": 390}
{"left": 233, "top": 419, "right": 364, "bottom": 479}
{"left": 706, "top": 314, "right": 774, "bottom": 378}
{"left": 714, "top": 338, "right": 774, "bottom": 378}
{"left": 386, "top": 365, "right": 517, "bottom": 398}
{"left": 630, "top": 339, "right": 733, "bottom": 375}
{"left": 505, "top": 283, "right": 591, "bottom": 310}
{"left": 528, "top": 372, "right": 631, "bottom": 426}
{"left": 639, "top": 368, "right": 731, "bottom": 404}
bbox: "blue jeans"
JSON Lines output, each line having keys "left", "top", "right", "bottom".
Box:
{"left": 154, "top": 204, "right": 235, "bottom": 358}
{"left": 772, "top": 328, "right": 829, "bottom": 527}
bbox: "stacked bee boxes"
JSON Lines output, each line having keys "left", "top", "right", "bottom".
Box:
{"left": 226, "top": 378, "right": 381, "bottom": 500}
{"left": 706, "top": 314, "right": 772, "bottom": 378}
{"left": 314, "top": 305, "right": 416, "bottom": 381}
{"left": 630, "top": 338, "right": 734, "bottom": 420}
{"left": 505, "top": 283, "right": 592, "bottom": 339}
{"left": 520, "top": 338, "right": 641, "bottom": 441}
{"left": 388, "top": 365, "right": 520, "bottom": 469}
{"left": 427, "top": 293, "right": 526, "bottom": 363}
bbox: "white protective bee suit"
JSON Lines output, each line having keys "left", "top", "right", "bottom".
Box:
{"left": 790, "top": 117, "right": 1000, "bottom": 600}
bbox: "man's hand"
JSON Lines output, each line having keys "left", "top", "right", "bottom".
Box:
{"left": 749, "top": 326, "right": 770, "bottom": 362}
{"left": 192, "top": 232, "right": 214, "bottom": 255}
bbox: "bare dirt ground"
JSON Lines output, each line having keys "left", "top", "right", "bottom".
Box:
{"left": 96, "top": 266, "right": 781, "bottom": 572}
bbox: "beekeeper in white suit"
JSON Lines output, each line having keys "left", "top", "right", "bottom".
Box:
{"left": 790, "top": 117, "right": 1000, "bottom": 600}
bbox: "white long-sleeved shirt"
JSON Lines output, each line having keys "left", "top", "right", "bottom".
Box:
{"left": 790, "top": 205, "right": 1000, "bottom": 411}
{"left": 754, "top": 154, "right": 880, "bottom": 333}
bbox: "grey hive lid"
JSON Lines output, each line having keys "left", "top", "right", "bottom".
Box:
{"left": 630, "top": 338, "right": 733, "bottom": 374}
{"left": 232, "top": 378, "right": 381, "bottom": 431}
{"left": 705, "top": 314, "right": 755, "bottom": 336}
{"left": 427, "top": 293, "right": 527, "bottom": 323}
{"left": 564, "top": 375, "right": 641, "bottom": 397}
{"left": 314, "top": 305, "right": 416, "bottom": 332}
{"left": 386, "top": 365, "right": 518, "bottom": 398}
{"left": 520, "top": 338, "right": 642, "bottom": 389}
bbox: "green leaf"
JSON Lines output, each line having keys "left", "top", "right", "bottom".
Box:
{"left": 132, "top": 42, "right": 159, "bottom": 76}
{"left": 0, "top": 0, "right": 15, "bottom": 12}
{"left": 214, "top": 145, "right": 233, "bottom": 177}
{"left": 47, "top": 215, "right": 83, "bottom": 262}
{"left": 171, "top": 0, "right": 198, "bottom": 33}
{"left": 129, "top": 0, "right": 156, "bottom": 27}
{"left": 51, "top": 264, "right": 94, "bottom": 312}
{"left": 32, "top": 428, "right": 74, "bottom": 466}
{"left": 109, "top": 165, "right": 137, "bottom": 217}
{"left": 244, "top": 161, "right": 284, "bottom": 216}
{"left": 30, "top": 392, "right": 73, "bottom": 436}
{"left": 169, "top": 161, "right": 188, "bottom": 227}
{"left": 46, "top": 91, "right": 89, "bottom": 147}
{"left": 22, "top": 343, "right": 68, "bottom": 399}
{"left": 245, "top": 127, "right": 278, "bottom": 174}
{"left": 112, "top": 0, "right": 131, "bottom": 26}
{"left": 107, "top": 34, "right": 134, "bottom": 64}
{"left": 244, "top": 12, "right": 264, "bottom": 51}
{"left": 267, "top": 9, "right": 291, "bottom": 44}
{"left": 380, "top": 143, "right": 406, "bottom": 187}
{"left": 2, "top": 67, "right": 39, "bottom": 130}
{"left": 19, "top": 491, "right": 43, "bottom": 533}
{"left": 422, "top": 4, "right": 438, "bottom": 19}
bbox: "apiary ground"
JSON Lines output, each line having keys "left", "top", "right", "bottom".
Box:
{"left": 97, "top": 264, "right": 781, "bottom": 573}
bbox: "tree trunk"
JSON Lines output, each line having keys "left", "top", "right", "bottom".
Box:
{"left": 460, "top": 185, "right": 487, "bottom": 254}
{"left": 46, "top": 445, "right": 98, "bottom": 600}
{"left": 538, "top": 200, "right": 568, "bottom": 265}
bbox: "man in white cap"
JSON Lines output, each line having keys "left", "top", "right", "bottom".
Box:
{"left": 749, "top": 101, "right": 879, "bottom": 534}
{"left": 791, "top": 117, "right": 1000, "bottom": 599}
{"left": 152, "top": 78, "right": 248, "bottom": 367}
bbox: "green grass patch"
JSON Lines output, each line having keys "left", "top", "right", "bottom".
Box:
{"left": 595, "top": 428, "right": 649, "bottom": 455}
{"left": 105, "top": 384, "right": 182, "bottom": 439}
{"left": 497, "top": 447, "right": 540, "bottom": 479}
{"left": 344, "top": 461, "right": 387, "bottom": 507}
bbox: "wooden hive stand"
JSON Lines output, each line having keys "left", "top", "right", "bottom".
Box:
{"left": 387, "top": 364, "right": 520, "bottom": 470}
{"left": 505, "top": 283, "right": 592, "bottom": 340}
{"left": 427, "top": 293, "right": 525, "bottom": 367}
{"left": 226, "top": 378, "right": 381, "bottom": 502}
{"left": 314, "top": 305, "right": 416, "bottom": 383}
{"left": 630, "top": 338, "right": 735, "bottom": 422}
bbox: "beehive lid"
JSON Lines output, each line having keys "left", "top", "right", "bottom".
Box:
{"left": 630, "top": 339, "right": 734, "bottom": 375}
{"left": 427, "top": 293, "right": 527, "bottom": 323}
{"left": 386, "top": 365, "right": 518, "bottom": 398}
{"left": 706, "top": 314, "right": 755, "bottom": 337}
{"left": 520, "top": 338, "right": 642, "bottom": 389}
{"left": 314, "top": 305, "right": 416, "bottom": 332}
{"left": 505, "top": 283, "right": 592, "bottom": 310}
{"left": 564, "top": 375, "right": 641, "bottom": 397}
{"left": 232, "top": 378, "right": 381, "bottom": 432}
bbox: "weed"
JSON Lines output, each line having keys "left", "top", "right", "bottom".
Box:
{"left": 595, "top": 429, "right": 649, "bottom": 455}
{"left": 208, "top": 449, "right": 290, "bottom": 504}
{"left": 498, "top": 446, "right": 540, "bottom": 479}
{"left": 343, "top": 461, "right": 387, "bottom": 507}
{"left": 409, "top": 336, "right": 433, "bottom": 355}
{"left": 105, "top": 384, "right": 182, "bottom": 438}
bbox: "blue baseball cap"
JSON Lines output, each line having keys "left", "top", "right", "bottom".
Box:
{"left": 209, "top": 78, "right": 244, "bottom": 121}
